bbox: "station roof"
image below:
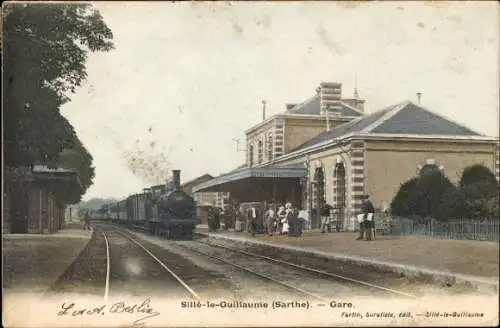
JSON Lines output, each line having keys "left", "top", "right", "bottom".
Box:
{"left": 293, "top": 101, "right": 483, "bottom": 151}
{"left": 192, "top": 162, "right": 307, "bottom": 195}
{"left": 286, "top": 95, "right": 363, "bottom": 117}
{"left": 31, "top": 165, "right": 81, "bottom": 187}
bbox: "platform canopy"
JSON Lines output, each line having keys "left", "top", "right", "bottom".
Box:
{"left": 192, "top": 163, "right": 307, "bottom": 203}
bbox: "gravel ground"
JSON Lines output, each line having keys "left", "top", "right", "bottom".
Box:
{"left": 174, "top": 240, "right": 388, "bottom": 299}
{"left": 122, "top": 228, "right": 325, "bottom": 301}
{"left": 206, "top": 236, "right": 498, "bottom": 297}
{"left": 3, "top": 235, "right": 89, "bottom": 294}
{"left": 49, "top": 229, "right": 108, "bottom": 296}
{"left": 203, "top": 229, "right": 499, "bottom": 278}
{"left": 49, "top": 224, "right": 210, "bottom": 300}
{"left": 115, "top": 227, "right": 292, "bottom": 301}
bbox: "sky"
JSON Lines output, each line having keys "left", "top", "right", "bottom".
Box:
{"left": 60, "top": 1, "right": 499, "bottom": 201}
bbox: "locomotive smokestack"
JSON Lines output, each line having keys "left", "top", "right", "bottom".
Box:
{"left": 172, "top": 170, "right": 181, "bottom": 191}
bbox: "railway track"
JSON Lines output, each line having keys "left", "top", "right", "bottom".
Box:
{"left": 49, "top": 224, "right": 202, "bottom": 302}
{"left": 99, "top": 225, "right": 202, "bottom": 301}
{"left": 192, "top": 239, "right": 417, "bottom": 299}
{"left": 174, "top": 242, "right": 330, "bottom": 302}
{"left": 117, "top": 225, "right": 418, "bottom": 300}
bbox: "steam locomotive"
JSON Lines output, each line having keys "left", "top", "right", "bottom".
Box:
{"left": 106, "top": 170, "right": 200, "bottom": 239}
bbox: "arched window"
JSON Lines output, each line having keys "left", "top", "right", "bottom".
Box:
{"left": 420, "top": 164, "right": 440, "bottom": 176}
{"left": 267, "top": 133, "right": 273, "bottom": 161}
{"left": 249, "top": 145, "right": 254, "bottom": 167}
{"left": 258, "top": 140, "right": 263, "bottom": 164}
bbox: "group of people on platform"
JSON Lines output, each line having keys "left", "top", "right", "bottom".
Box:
{"left": 206, "top": 194, "right": 377, "bottom": 241}
{"left": 259, "top": 202, "right": 305, "bottom": 237}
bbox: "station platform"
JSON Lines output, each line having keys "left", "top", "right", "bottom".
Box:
{"left": 195, "top": 225, "right": 499, "bottom": 290}
{"left": 3, "top": 222, "right": 93, "bottom": 294}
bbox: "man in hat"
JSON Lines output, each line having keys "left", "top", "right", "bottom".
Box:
{"left": 358, "top": 194, "right": 375, "bottom": 241}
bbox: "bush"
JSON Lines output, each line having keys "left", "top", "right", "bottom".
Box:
{"left": 437, "top": 186, "right": 465, "bottom": 221}
{"left": 390, "top": 178, "right": 419, "bottom": 216}
{"left": 459, "top": 164, "right": 497, "bottom": 188}
{"left": 459, "top": 164, "right": 499, "bottom": 220}
{"left": 391, "top": 171, "right": 454, "bottom": 219}
{"left": 412, "top": 171, "right": 455, "bottom": 218}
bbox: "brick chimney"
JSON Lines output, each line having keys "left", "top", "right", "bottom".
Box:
{"left": 319, "top": 82, "right": 342, "bottom": 116}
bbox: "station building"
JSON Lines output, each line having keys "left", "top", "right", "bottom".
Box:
{"left": 3, "top": 165, "right": 81, "bottom": 234}
{"left": 181, "top": 174, "right": 231, "bottom": 224}
{"left": 193, "top": 81, "right": 500, "bottom": 230}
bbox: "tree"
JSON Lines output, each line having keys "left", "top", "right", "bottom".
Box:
{"left": 437, "top": 186, "right": 465, "bottom": 221}
{"left": 390, "top": 177, "right": 419, "bottom": 216}
{"left": 459, "top": 164, "right": 499, "bottom": 219}
{"left": 58, "top": 139, "right": 96, "bottom": 199}
{"left": 3, "top": 3, "right": 114, "bottom": 168}
{"left": 411, "top": 171, "right": 454, "bottom": 219}
{"left": 459, "top": 164, "right": 497, "bottom": 188}
{"left": 390, "top": 172, "right": 454, "bottom": 220}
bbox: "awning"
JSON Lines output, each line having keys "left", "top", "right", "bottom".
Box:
{"left": 192, "top": 163, "right": 307, "bottom": 203}
{"left": 32, "top": 165, "right": 82, "bottom": 189}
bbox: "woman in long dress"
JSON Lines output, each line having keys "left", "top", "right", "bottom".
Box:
{"left": 282, "top": 203, "right": 293, "bottom": 236}
{"left": 277, "top": 206, "right": 286, "bottom": 235}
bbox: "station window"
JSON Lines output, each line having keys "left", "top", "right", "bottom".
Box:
{"left": 258, "top": 140, "right": 263, "bottom": 164}
{"left": 249, "top": 145, "right": 254, "bottom": 167}
{"left": 267, "top": 133, "right": 273, "bottom": 160}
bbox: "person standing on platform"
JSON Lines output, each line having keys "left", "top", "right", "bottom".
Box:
{"left": 214, "top": 207, "right": 221, "bottom": 231}
{"left": 265, "top": 205, "right": 275, "bottom": 236}
{"left": 358, "top": 194, "right": 375, "bottom": 241}
{"left": 207, "top": 207, "right": 215, "bottom": 232}
{"left": 277, "top": 205, "right": 286, "bottom": 235}
{"left": 287, "top": 204, "right": 300, "bottom": 237}
{"left": 282, "top": 203, "right": 292, "bottom": 236}
{"left": 320, "top": 203, "right": 333, "bottom": 233}
{"left": 83, "top": 211, "right": 90, "bottom": 230}
{"left": 247, "top": 206, "right": 258, "bottom": 237}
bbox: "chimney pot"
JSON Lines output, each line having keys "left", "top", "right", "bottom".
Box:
{"left": 172, "top": 170, "right": 181, "bottom": 191}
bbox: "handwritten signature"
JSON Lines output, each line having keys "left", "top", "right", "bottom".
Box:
{"left": 57, "top": 298, "right": 160, "bottom": 326}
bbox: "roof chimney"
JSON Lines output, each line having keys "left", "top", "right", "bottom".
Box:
{"left": 172, "top": 170, "right": 181, "bottom": 191}
{"left": 261, "top": 100, "right": 267, "bottom": 121}
{"left": 319, "top": 82, "right": 342, "bottom": 131}
{"left": 416, "top": 92, "right": 422, "bottom": 104}
{"left": 319, "top": 82, "right": 342, "bottom": 114}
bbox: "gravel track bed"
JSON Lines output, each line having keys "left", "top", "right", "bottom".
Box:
{"left": 49, "top": 229, "right": 107, "bottom": 296}
{"left": 106, "top": 226, "right": 240, "bottom": 300}
{"left": 177, "top": 240, "right": 389, "bottom": 300}
{"left": 201, "top": 236, "right": 473, "bottom": 297}
{"left": 120, "top": 227, "right": 317, "bottom": 301}
{"left": 102, "top": 229, "right": 193, "bottom": 299}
